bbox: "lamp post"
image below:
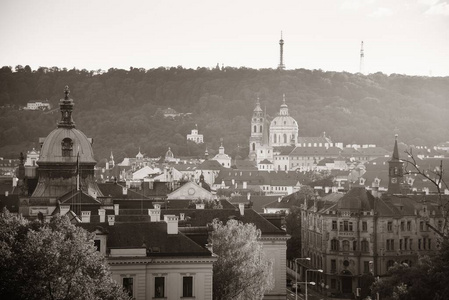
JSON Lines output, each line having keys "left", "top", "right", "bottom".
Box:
{"left": 294, "top": 258, "right": 311, "bottom": 300}
{"left": 305, "top": 269, "right": 323, "bottom": 300}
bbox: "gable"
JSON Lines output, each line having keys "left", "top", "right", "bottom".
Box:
{"left": 167, "top": 181, "right": 214, "bottom": 200}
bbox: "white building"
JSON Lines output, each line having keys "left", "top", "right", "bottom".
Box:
{"left": 187, "top": 127, "right": 204, "bottom": 144}
{"left": 25, "top": 100, "right": 51, "bottom": 110}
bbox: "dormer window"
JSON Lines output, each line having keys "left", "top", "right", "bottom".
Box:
{"left": 61, "top": 138, "right": 73, "bottom": 157}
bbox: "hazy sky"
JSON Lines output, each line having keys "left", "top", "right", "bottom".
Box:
{"left": 1, "top": 0, "right": 448, "bottom": 76}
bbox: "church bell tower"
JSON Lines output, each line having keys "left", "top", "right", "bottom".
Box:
{"left": 249, "top": 97, "right": 264, "bottom": 161}
{"left": 388, "top": 134, "right": 404, "bottom": 194}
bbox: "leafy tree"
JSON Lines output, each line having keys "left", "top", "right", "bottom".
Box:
{"left": 209, "top": 219, "right": 274, "bottom": 300}
{"left": 0, "top": 209, "right": 129, "bottom": 300}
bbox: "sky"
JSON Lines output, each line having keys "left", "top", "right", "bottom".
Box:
{"left": 1, "top": 0, "right": 449, "bottom": 76}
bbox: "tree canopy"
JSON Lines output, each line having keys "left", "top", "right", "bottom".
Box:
{"left": 209, "top": 218, "right": 274, "bottom": 300}
{"left": 1, "top": 66, "right": 448, "bottom": 162}
{"left": 0, "top": 209, "right": 129, "bottom": 300}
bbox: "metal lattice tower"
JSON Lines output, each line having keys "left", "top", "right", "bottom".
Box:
{"left": 278, "top": 31, "right": 285, "bottom": 70}
{"left": 359, "top": 41, "right": 365, "bottom": 74}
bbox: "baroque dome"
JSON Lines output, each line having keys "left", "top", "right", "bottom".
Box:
{"left": 39, "top": 128, "right": 95, "bottom": 164}
{"left": 38, "top": 86, "right": 96, "bottom": 164}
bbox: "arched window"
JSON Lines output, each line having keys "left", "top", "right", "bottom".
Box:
{"left": 61, "top": 138, "right": 73, "bottom": 157}
{"left": 274, "top": 135, "right": 277, "bottom": 143}
{"left": 253, "top": 125, "right": 257, "bottom": 133}
{"left": 252, "top": 143, "right": 255, "bottom": 151}
{"left": 283, "top": 134, "right": 287, "bottom": 143}
{"left": 259, "top": 125, "right": 262, "bottom": 133}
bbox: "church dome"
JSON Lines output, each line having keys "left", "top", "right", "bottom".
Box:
{"left": 39, "top": 128, "right": 95, "bottom": 164}
{"left": 38, "top": 86, "right": 95, "bottom": 164}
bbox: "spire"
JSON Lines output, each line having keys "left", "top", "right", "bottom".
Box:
{"left": 392, "top": 134, "right": 400, "bottom": 161}
{"left": 57, "top": 85, "right": 76, "bottom": 129}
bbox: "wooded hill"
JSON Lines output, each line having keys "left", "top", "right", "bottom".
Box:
{"left": 1, "top": 65, "right": 448, "bottom": 164}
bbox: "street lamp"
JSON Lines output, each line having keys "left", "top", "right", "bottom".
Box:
{"left": 305, "top": 269, "right": 323, "bottom": 300}
{"left": 294, "top": 258, "right": 311, "bottom": 300}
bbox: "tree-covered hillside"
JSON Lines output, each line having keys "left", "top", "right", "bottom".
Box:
{"left": 1, "top": 65, "right": 448, "bottom": 163}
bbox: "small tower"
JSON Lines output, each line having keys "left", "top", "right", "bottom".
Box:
{"left": 359, "top": 41, "right": 365, "bottom": 74}
{"left": 388, "top": 134, "right": 403, "bottom": 194}
{"left": 278, "top": 31, "right": 285, "bottom": 70}
{"left": 109, "top": 151, "right": 115, "bottom": 168}
{"left": 249, "top": 97, "right": 264, "bottom": 161}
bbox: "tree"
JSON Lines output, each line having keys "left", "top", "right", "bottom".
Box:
{"left": 209, "top": 219, "right": 274, "bottom": 300}
{"left": 0, "top": 209, "right": 130, "bottom": 300}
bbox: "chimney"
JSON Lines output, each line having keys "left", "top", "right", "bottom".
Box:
{"left": 149, "top": 179, "right": 154, "bottom": 190}
{"left": 81, "top": 211, "right": 91, "bottom": 223}
{"left": 180, "top": 213, "right": 185, "bottom": 221}
{"left": 164, "top": 215, "right": 178, "bottom": 234}
{"left": 153, "top": 203, "right": 161, "bottom": 210}
{"left": 247, "top": 192, "right": 251, "bottom": 201}
{"left": 98, "top": 208, "right": 106, "bottom": 222}
{"left": 243, "top": 181, "right": 247, "bottom": 189}
{"left": 114, "top": 204, "right": 119, "bottom": 215}
{"left": 122, "top": 187, "right": 128, "bottom": 195}
{"left": 196, "top": 203, "right": 205, "bottom": 210}
{"left": 60, "top": 205, "right": 70, "bottom": 216}
{"left": 148, "top": 209, "right": 160, "bottom": 222}
{"left": 278, "top": 197, "right": 282, "bottom": 203}
{"left": 238, "top": 203, "right": 245, "bottom": 216}
{"left": 108, "top": 215, "right": 115, "bottom": 226}
{"left": 372, "top": 186, "right": 379, "bottom": 198}
{"left": 4, "top": 191, "right": 8, "bottom": 197}
{"left": 231, "top": 179, "right": 235, "bottom": 185}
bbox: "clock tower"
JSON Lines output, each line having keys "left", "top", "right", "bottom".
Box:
{"left": 387, "top": 134, "right": 403, "bottom": 194}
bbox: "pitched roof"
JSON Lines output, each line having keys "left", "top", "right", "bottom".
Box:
{"left": 196, "top": 160, "right": 223, "bottom": 170}
{"left": 79, "top": 222, "right": 211, "bottom": 257}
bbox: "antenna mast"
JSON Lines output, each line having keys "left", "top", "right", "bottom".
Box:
{"left": 278, "top": 31, "right": 285, "bottom": 70}
{"left": 359, "top": 41, "right": 365, "bottom": 74}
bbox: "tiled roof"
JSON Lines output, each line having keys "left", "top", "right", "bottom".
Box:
{"left": 290, "top": 146, "right": 341, "bottom": 157}
{"left": 258, "top": 159, "right": 273, "bottom": 165}
{"left": 337, "top": 187, "right": 375, "bottom": 211}
{"left": 159, "top": 209, "right": 286, "bottom": 236}
{"left": 229, "top": 195, "right": 280, "bottom": 213}
{"left": 79, "top": 222, "right": 211, "bottom": 256}
{"left": 196, "top": 160, "right": 223, "bottom": 170}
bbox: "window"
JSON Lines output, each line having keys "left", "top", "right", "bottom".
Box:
{"left": 331, "top": 239, "right": 339, "bottom": 251}
{"left": 400, "top": 222, "right": 405, "bottom": 231}
{"left": 61, "top": 138, "right": 73, "bottom": 157}
{"left": 183, "top": 276, "right": 193, "bottom": 297}
{"left": 386, "top": 239, "right": 394, "bottom": 251}
{"left": 409, "top": 239, "right": 413, "bottom": 250}
{"left": 340, "top": 221, "right": 353, "bottom": 232}
{"left": 362, "top": 221, "right": 368, "bottom": 231}
{"left": 399, "top": 239, "right": 403, "bottom": 250}
{"left": 420, "top": 221, "right": 424, "bottom": 231}
{"left": 332, "top": 220, "right": 337, "bottom": 230}
{"left": 253, "top": 125, "right": 257, "bottom": 133}
{"left": 155, "top": 277, "right": 165, "bottom": 298}
{"left": 418, "top": 239, "right": 422, "bottom": 250}
{"left": 404, "top": 238, "right": 408, "bottom": 250}
{"left": 364, "top": 261, "right": 370, "bottom": 273}
{"left": 331, "top": 279, "right": 336, "bottom": 289}
{"left": 123, "top": 278, "right": 133, "bottom": 297}
{"left": 94, "top": 240, "right": 101, "bottom": 252}
{"left": 407, "top": 221, "right": 411, "bottom": 231}
{"left": 343, "top": 240, "right": 350, "bottom": 252}
{"left": 423, "top": 238, "right": 427, "bottom": 250}
{"left": 331, "top": 259, "right": 337, "bottom": 273}
{"left": 387, "top": 222, "right": 393, "bottom": 232}
{"left": 353, "top": 241, "right": 358, "bottom": 251}
{"left": 428, "top": 239, "right": 431, "bottom": 250}
{"left": 361, "top": 240, "right": 369, "bottom": 252}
